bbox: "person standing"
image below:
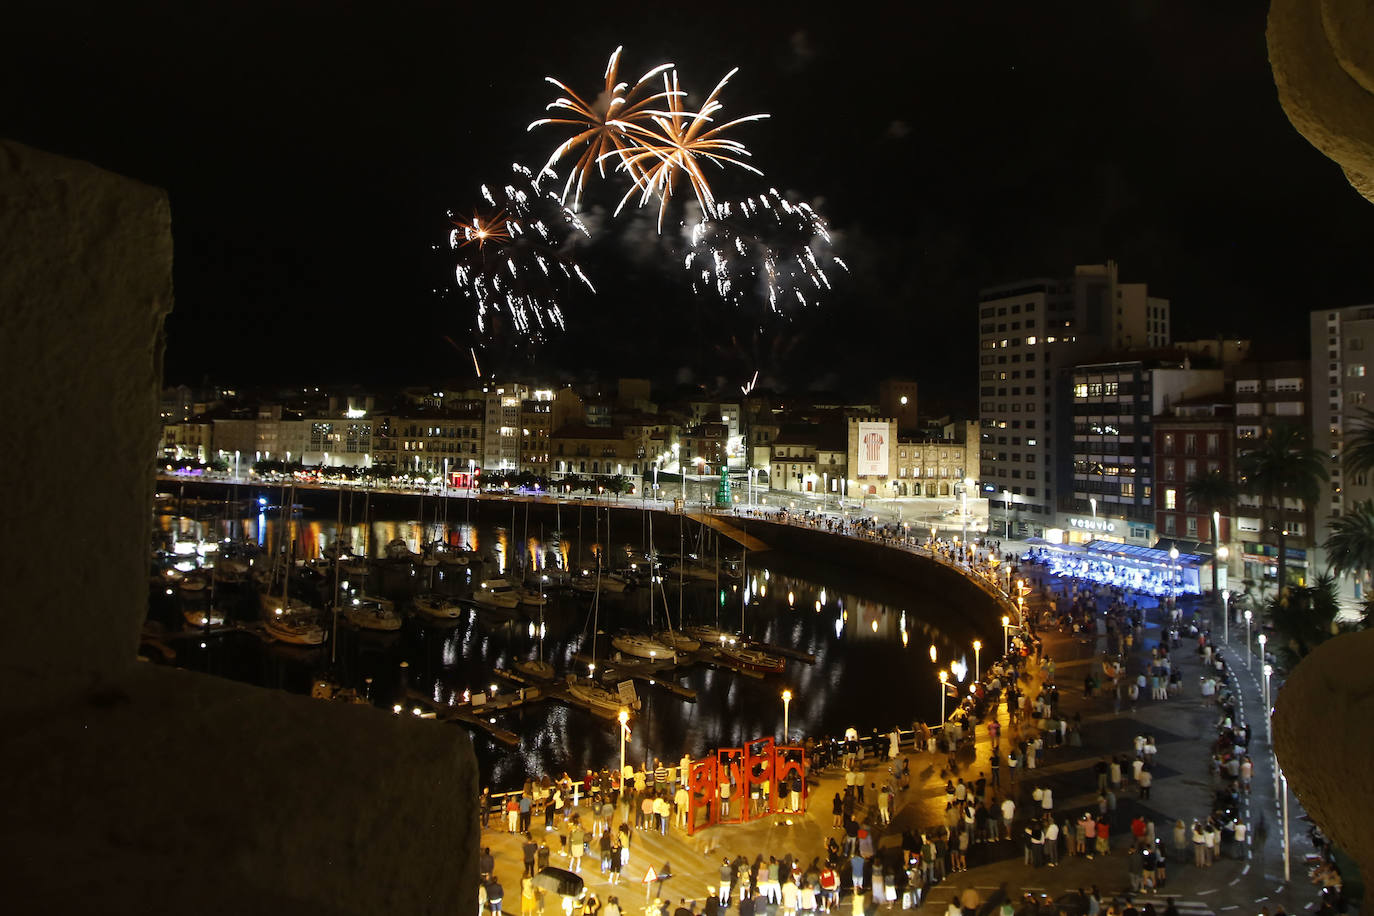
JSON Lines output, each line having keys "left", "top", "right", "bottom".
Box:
{"left": 522, "top": 834, "right": 538, "bottom": 878}
{"left": 1044, "top": 817, "right": 1060, "bottom": 867}
{"left": 488, "top": 878, "right": 505, "bottom": 916}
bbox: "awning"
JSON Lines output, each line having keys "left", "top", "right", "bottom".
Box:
{"left": 1083, "top": 540, "right": 1208, "bottom": 568}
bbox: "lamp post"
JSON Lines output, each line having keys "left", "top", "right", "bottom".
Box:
{"left": 938, "top": 669, "right": 948, "bottom": 724}
{"left": 1244, "top": 610, "right": 1253, "bottom": 669}
{"left": 1221, "top": 589, "right": 1230, "bottom": 644}
{"left": 972, "top": 640, "right": 982, "bottom": 682}
{"left": 782, "top": 689, "right": 792, "bottom": 742}
{"left": 618, "top": 707, "right": 629, "bottom": 777}
{"left": 961, "top": 478, "right": 973, "bottom": 546}
{"left": 1212, "top": 509, "right": 1223, "bottom": 595}
{"left": 1169, "top": 545, "right": 1180, "bottom": 608}
{"left": 1001, "top": 615, "right": 1010, "bottom": 654}
{"left": 1003, "top": 490, "right": 1012, "bottom": 538}
{"left": 1262, "top": 661, "right": 1272, "bottom": 723}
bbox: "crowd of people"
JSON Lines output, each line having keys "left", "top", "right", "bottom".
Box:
{"left": 469, "top": 538, "right": 1348, "bottom": 916}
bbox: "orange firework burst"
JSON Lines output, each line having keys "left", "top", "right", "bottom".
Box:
{"left": 614, "top": 67, "right": 769, "bottom": 230}
{"left": 451, "top": 209, "right": 512, "bottom": 249}
{"left": 528, "top": 46, "right": 675, "bottom": 210}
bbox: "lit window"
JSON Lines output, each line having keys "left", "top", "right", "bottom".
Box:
{"left": 1164, "top": 488, "right": 1177, "bottom": 510}
{"left": 1025, "top": 336, "right": 1037, "bottom": 345}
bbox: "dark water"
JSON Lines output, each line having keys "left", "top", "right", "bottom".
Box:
{"left": 151, "top": 501, "right": 993, "bottom": 791}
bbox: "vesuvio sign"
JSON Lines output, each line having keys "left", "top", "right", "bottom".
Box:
{"left": 1068, "top": 517, "right": 1115, "bottom": 532}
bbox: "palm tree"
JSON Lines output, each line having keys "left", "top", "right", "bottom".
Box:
{"left": 1323, "top": 499, "right": 1374, "bottom": 588}
{"left": 1340, "top": 407, "right": 1374, "bottom": 477}
{"left": 1266, "top": 574, "right": 1343, "bottom": 666}
{"left": 1184, "top": 469, "right": 1238, "bottom": 595}
{"left": 1236, "top": 424, "right": 1327, "bottom": 596}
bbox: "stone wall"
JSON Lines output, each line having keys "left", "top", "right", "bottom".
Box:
{"left": 0, "top": 140, "right": 476, "bottom": 914}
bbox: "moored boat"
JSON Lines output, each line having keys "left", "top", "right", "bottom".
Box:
{"left": 413, "top": 593, "right": 464, "bottom": 622}
{"left": 344, "top": 595, "right": 403, "bottom": 631}
{"left": 473, "top": 579, "right": 520, "bottom": 609}
{"left": 720, "top": 645, "right": 785, "bottom": 674}
{"left": 611, "top": 633, "right": 675, "bottom": 660}
{"left": 655, "top": 630, "right": 700, "bottom": 653}
{"left": 565, "top": 675, "right": 628, "bottom": 718}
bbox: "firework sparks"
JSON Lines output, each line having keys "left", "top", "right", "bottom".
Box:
{"left": 613, "top": 67, "right": 769, "bottom": 230}
{"left": 448, "top": 163, "right": 595, "bottom": 341}
{"left": 681, "top": 188, "right": 847, "bottom": 313}
{"left": 528, "top": 47, "right": 676, "bottom": 210}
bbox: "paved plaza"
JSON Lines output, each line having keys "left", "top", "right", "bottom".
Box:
{"left": 473, "top": 549, "right": 1335, "bottom": 916}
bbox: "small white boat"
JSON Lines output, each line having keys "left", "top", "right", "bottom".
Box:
{"left": 260, "top": 599, "right": 326, "bottom": 646}
{"left": 183, "top": 607, "right": 227, "bottom": 629}
{"left": 515, "top": 659, "right": 556, "bottom": 681}
{"left": 516, "top": 586, "right": 547, "bottom": 607}
{"left": 435, "top": 545, "right": 475, "bottom": 567}
{"left": 656, "top": 630, "right": 700, "bottom": 652}
{"left": 177, "top": 572, "right": 210, "bottom": 596}
{"left": 566, "top": 675, "right": 629, "bottom": 718}
{"left": 413, "top": 593, "right": 463, "bottom": 622}
{"left": 721, "top": 645, "right": 786, "bottom": 674}
{"left": 473, "top": 579, "right": 520, "bottom": 609}
{"left": 611, "top": 634, "right": 675, "bottom": 660}
{"left": 344, "top": 595, "right": 403, "bottom": 631}
{"left": 684, "top": 625, "right": 737, "bottom": 647}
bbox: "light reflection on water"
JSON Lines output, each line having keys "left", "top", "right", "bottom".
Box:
{"left": 154, "top": 510, "right": 991, "bottom": 790}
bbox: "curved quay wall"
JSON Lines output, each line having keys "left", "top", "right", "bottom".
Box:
{"left": 731, "top": 515, "right": 1019, "bottom": 645}
{"left": 166, "top": 479, "right": 1018, "bottom": 653}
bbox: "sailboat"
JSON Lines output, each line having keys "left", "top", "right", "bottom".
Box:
{"left": 343, "top": 594, "right": 403, "bottom": 632}
{"left": 413, "top": 592, "right": 464, "bottom": 623}
{"left": 566, "top": 566, "right": 634, "bottom": 718}
{"left": 259, "top": 484, "right": 326, "bottom": 646}
{"left": 717, "top": 546, "right": 783, "bottom": 673}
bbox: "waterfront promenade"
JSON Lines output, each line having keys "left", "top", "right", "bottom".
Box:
{"left": 470, "top": 553, "right": 1334, "bottom": 916}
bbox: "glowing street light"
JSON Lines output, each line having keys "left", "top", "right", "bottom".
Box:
{"left": 782, "top": 689, "right": 792, "bottom": 742}
{"left": 938, "top": 670, "right": 949, "bottom": 724}
{"left": 1221, "top": 589, "right": 1230, "bottom": 644}
{"left": 1001, "top": 615, "right": 1010, "bottom": 654}
{"left": 972, "top": 640, "right": 982, "bottom": 682}
{"left": 1244, "top": 609, "right": 1253, "bottom": 669}
{"left": 929, "top": 643, "right": 937, "bottom": 664}
{"left": 618, "top": 707, "right": 629, "bottom": 777}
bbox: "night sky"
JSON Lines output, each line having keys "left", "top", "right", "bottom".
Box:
{"left": 6, "top": 1, "right": 1374, "bottom": 399}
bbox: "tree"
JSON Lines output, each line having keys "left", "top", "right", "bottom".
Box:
{"left": 1340, "top": 407, "right": 1374, "bottom": 477}
{"left": 1323, "top": 499, "right": 1374, "bottom": 588}
{"left": 1266, "top": 574, "right": 1344, "bottom": 668}
{"left": 1184, "top": 469, "right": 1238, "bottom": 595}
{"left": 1237, "top": 424, "right": 1327, "bottom": 596}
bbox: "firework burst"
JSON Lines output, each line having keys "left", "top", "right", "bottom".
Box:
{"left": 682, "top": 188, "right": 848, "bottom": 313}
{"left": 449, "top": 163, "right": 595, "bottom": 340}
{"left": 528, "top": 46, "right": 676, "bottom": 210}
{"left": 614, "top": 67, "right": 769, "bottom": 230}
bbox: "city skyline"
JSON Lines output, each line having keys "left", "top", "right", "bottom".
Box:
{"left": 6, "top": 2, "right": 1374, "bottom": 395}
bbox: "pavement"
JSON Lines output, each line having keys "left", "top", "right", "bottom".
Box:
{"left": 472, "top": 549, "right": 1335, "bottom": 916}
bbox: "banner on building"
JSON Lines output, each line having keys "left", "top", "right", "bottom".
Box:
{"left": 856, "top": 421, "right": 890, "bottom": 477}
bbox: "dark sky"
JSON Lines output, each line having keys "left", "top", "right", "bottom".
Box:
{"left": 6, "top": 1, "right": 1374, "bottom": 399}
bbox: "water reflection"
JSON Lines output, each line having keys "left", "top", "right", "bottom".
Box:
{"left": 152, "top": 508, "right": 990, "bottom": 790}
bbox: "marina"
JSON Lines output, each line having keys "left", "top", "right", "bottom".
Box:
{"left": 147, "top": 483, "right": 997, "bottom": 790}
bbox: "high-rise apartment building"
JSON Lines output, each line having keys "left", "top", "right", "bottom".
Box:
{"left": 1311, "top": 306, "right": 1374, "bottom": 601}
{"left": 977, "top": 261, "right": 1170, "bottom": 538}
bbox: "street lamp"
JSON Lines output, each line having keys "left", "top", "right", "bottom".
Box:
{"left": 1212, "top": 509, "right": 1223, "bottom": 595}
{"left": 1244, "top": 609, "right": 1253, "bottom": 669}
{"left": 1221, "top": 590, "right": 1230, "bottom": 644}
{"left": 1002, "top": 490, "right": 1012, "bottom": 538}
{"left": 618, "top": 707, "right": 629, "bottom": 777}
{"left": 961, "top": 477, "right": 974, "bottom": 547}
{"left": 782, "top": 689, "right": 792, "bottom": 742}
{"left": 1262, "top": 662, "right": 1273, "bottom": 727}
{"left": 1001, "top": 615, "right": 1010, "bottom": 654}
{"left": 1168, "top": 545, "right": 1180, "bottom": 608}
{"left": 972, "top": 639, "right": 982, "bottom": 682}
{"left": 929, "top": 643, "right": 937, "bottom": 664}
{"left": 938, "top": 669, "right": 949, "bottom": 724}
